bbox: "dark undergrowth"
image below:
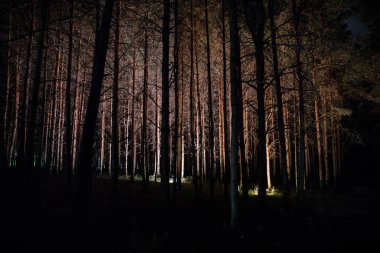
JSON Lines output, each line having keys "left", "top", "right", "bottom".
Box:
{"left": 1, "top": 169, "right": 378, "bottom": 253}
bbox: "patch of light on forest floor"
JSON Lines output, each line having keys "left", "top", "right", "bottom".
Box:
{"left": 244, "top": 187, "right": 282, "bottom": 197}
{"left": 119, "top": 175, "right": 193, "bottom": 184}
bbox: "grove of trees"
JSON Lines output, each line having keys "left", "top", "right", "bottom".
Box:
{"left": 1, "top": 0, "right": 379, "bottom": 229}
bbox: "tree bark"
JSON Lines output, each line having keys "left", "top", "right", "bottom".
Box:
{"left": 229, "top": 0, "right": 241, "bottom": 230}
{"left": 269, "top": 0, "right": 289, "bottom": 199}
{"left": 243, "top": 0, "right": 267, "bottom": 203}
{"left": 64, "top": 0, "right": 74, "bottom": 194}
{"left": 292, "top": 0, "right": 306, "bottom": 197}
{"left": 189, "top": 0, "right": 198, "bottom": 199}
{"left": 204, "top": 0, "right": 215, "bottom": 200}
{"left": 160, "top": 0, "right": 171, "bottom": 204}
{"left": 142, "top": 15, "right": 149, "bottom": 191}
{"left": 76, "top": 0, "right": 115, "bottom": 208}
{"left": 112, "top": 0, "right": 121, "bottom": 193}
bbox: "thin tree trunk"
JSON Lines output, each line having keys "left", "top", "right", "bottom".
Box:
{"left": 269, "top": 0, "right": 289, "bottom": 199}
{"left": 142, "top": 17, "right": 149, "bottom": 190}
{"left": 322, "top": 88, "right": 329, "bottom": 188}
{"left": 64, "top": 0, "right": 74, "bottom": 194}
{"left": 173, "top": 0, "right": 179, "bottom": 202}
{"left": 131, "top": 50, "right": 136, "bottom": 182}
{"left": 72, "top": 30, "right": 83, "bottom": 170}
{"left": 204, "top": 0, "right": 215, "bottom": 200}
{"left": 189, "top": 0, "right": 198, "bottom": 199}
{"left": 195, "top": 35, "right": 203, "bottom": 193}
{"left": 229, "top": 0, "right": 240, "bottom": 229}
{"left": 160, "top": 0, "right": 171, "bottom": 203}
{"left": 314, "top": 95, "right": 323, "bottom": 190}
{"left": 112, "top": 0, "right": 121, "bottom": 193}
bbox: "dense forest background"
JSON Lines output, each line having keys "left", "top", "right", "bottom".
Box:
{"left": 0, "top": 0, "right": 379, "bottom": 252}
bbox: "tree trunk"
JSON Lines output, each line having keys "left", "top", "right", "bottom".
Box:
{"left": 204, "top": 0, "right": 215, "bottom": 200}
{"left": 221, "top": 0, "right": 230, "bottom": 202}
{"left": 229, "top": 0, "right": 240, "bottom": 229}
{"left": 321, "top": 88, "right": 329, "bottom": 188}
{"left": 314, "top": 95, "right": 324, "bottom": 190}
{"left": 189, "top": 0, "right": 198, "bottom": 199}
{"left": 243, "top": 0, "right": 267, "bottom": 203}
{"left": 142, "top": 16, "right": 149, "bottom": 191}
{"left": 292, "top": 0, "right": 306, "bottom": 197}
{"left": 160, "top": 0, "right": 171, "bottom": 204}
{"left": 173, "top": 0, "right": 179, "bottom": 202}
{"left": 131, "top": 50, "right": 136, "bottom": 182}
{"left": 112, "top": 0, "right": 121, "bottom": 193}
{"left": 64, "top": 0, "right": 74, "bottom": 194}
{"left": 76, "top": 0, "right": 115, "bottom": 208}
{"left": 195, "top": 33, "right": 203, "bottom": 193}
{"left": 269, "top": 0, "right": 289, "bottom": 199}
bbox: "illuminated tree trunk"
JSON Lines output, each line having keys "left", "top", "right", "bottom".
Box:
{"left": 160, "top": 0, "right": 171, "bottom": 203}
{"left": 266, "top": 132, "right": 272, "bottom": 190}
{"left": 57, "top": 58, "right": 65, "bottom": 172}
{"left": 321, "top": 88, "right": 329, "bottom": 188}
{"left": 269, "top": 0, "right": 289, "bottom": 199}
{"left": 219, "top": 80, "right": 225, "bottom": 184}
{"left": 76, "top": 0, "right": 115, "bottom": 207}
{"left": 265, "top": 103, "right": 274, "bottom": 190}
{"left": 100, "top": 100, "right": 105, "bottom": 173}
{"left": 204, "top": 0, "right": 215, "bottom": 200}
{"left": 154, "top": 72, "right": 160, "bottom": 181}
{"left": 72, "top": 31, "right": 83, "bottom": 170}
{"left": 221, "top": 0, "right": 230, "bottom": 203}
{"left": 244, "top": 104, "right": 251, "bottom": 182}
{"left": 124, "top": 101, "right": 129, "bottom": 178}
{"left": 180, "top": 56, "right": 185, "bottom": 183}
{"left": 142, "top": 17, "right": 149, "bottom": 191}
{"left": 293, "top": 95, "right": 298, "bottom": 188}
{"left": 112, "top": 0, "right": 121, "bottom": 193}
{"left": 284, "top": 106, "right": 292, "bottom": 183}
{"left": 195, "top": 36, "right": 203, "bottom": 193}
{"left": 131, "top": 50, "right": 136, "bottom": 182}
{"left": 202, "top": 108, "right": 207, "bottom": 182}
{"left": 173, "top": 0, "right": 179, "bottom": 202}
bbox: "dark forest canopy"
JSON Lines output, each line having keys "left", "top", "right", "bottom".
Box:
{"left": 0, "top": 0, "right": 379, "bottom": 238}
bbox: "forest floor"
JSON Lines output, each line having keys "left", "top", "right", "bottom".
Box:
{"left": 1, "top": 171, "right": 379, "bottom": 253}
